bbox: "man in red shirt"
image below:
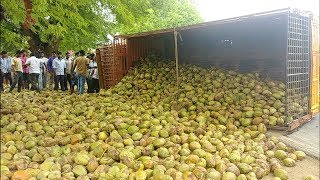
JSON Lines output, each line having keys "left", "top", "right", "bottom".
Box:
{"left": 21, "top": 50, "right": 30, "bottom": 89}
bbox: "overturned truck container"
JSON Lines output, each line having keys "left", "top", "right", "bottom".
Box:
{"left": 96, "top": 8, "right": 319, "bottom": 131}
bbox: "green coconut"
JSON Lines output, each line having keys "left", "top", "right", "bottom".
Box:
{"left": 189, "top": 141, "right": 201, "bottom": 151}
{"left": 237, "top": 163, "right": 252, "bottom": 174}
{"left": 153, "top": 138, "right": 166, "bottom": 147}
{"left": 157, "top": 147, "right": 169, "bottom": 158}
{"left": 222, "top": 172, "right": 237, "bottom": 180}
{"left": 294, "top": 151, "right": 306, "bottom": 160}
{"left": 72, "top": 165, "right": 87, "bottom": 177}
{"left": 282, "top": 158, "right": 295, "bottom": 167}
{"left": 75, "top": 153, "right": 90, "bottom": 165}
{"left": 274, "top": 168, "right": 288, "bottom": 180}
{"left": 25, "top": 141, "right": 36, "bottom": 149}
{"left": 274, "top": 150, "right": 287, "bottom": 160}
{"left": 236, "top": 174, "right": 247, "bottom": 180}
{"left": 87, "top": 157, "right": 99, "bottom": 173}
{"left": 207, "top": 170, "right": 222, "bottom": 179}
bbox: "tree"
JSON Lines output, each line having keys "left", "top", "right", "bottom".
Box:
{"left": 1, "top": 0, "right": 111, "bottom": 55}
{"left": 109, "top": 0, "right": 203, "bottom": 34}
{"left": 0, "top": 0, "right": 202, "bottom": 55}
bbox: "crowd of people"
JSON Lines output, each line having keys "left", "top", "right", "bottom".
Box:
{"left": 0, "top": 49, "right": 99, "bottom": 94}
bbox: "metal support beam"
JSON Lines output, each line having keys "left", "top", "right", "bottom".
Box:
{"left": 174, "top": 29, "right": 179, "bottom": 89}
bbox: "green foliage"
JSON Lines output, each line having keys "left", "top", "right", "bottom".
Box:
{"left": 110, "top": 0, "right": 203, "bottom": 34}
{"left": 1, "top": 0, "right": 202, "bottom": 53}
{"left": 1, "top": 0, "right": 110, "bottom": 52}
{"left": 0, "top": 23, "right": 29, "bottom": 52}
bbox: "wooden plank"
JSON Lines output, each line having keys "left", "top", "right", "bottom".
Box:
{"left": 288, "top": 114, "right": 312, "bottom": 131}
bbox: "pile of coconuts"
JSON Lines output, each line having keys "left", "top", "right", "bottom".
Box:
{"left": 0, "top": 57, "right": 311, "bottom": 180}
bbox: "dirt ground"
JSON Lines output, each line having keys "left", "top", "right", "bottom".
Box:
{"left": 263, "top": 156, "right": 320, "bottom": 180}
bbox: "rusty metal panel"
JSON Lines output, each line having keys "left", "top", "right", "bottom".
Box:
{"left": 96, "top": 45, "right": 113, "bottom": 88}
{"left": 95, "top": 45, "right": 115, "bottom": 89}
{"left": 310, "top": 17, "right": 319, "bottom": 114}
{"left": 113, "top": 37, "right": 127, "bottom": 84}
{"left": 95, "top": 48, "right": 104, "bottom": 89}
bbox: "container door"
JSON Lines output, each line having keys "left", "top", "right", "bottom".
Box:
{"left": 95, "top": 48, "right": 104, "bottom": 89}
{"left": 286, "top": 12, "right": 311, "bottom": 123}
{"left": 311, "top": 17, "right": 319, "bottom": 114}
{"left": 114, "top": 38, "right": 128, "bottom": 84}
{"left": 96, "top": 45, "right": 114, "bottom": 89}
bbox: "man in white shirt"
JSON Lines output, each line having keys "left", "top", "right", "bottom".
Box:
{"left": 25, "top": 52, "right": 41, "bottom": 91}
{"left": 39, "top": 52, "right": 48, "bottom": 89}
{"left": 63, "top": 52, "right": 73, "bottom": 90}
{"left": 88, "top": 54, "right": 99, "bottom": 93}
{"left": 53, "top": 52, "right": 66, "bottom": 91}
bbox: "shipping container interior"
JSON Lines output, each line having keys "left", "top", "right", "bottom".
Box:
{"left": 98, "top": 9, "right": 316, "bottom": 129}
{"left": 125, "top": 13, "right": 288, "bottom": 81}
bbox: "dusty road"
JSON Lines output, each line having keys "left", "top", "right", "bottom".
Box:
{"left": 263, "top": 156, "right": 319, "bottom": 179}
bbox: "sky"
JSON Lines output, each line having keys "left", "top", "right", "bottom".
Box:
{"left": 196, "top": 0, "right": 319, "bottom": 21}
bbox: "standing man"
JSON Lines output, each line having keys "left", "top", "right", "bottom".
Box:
{"left": 39, "top": 52, "right": 48, "bottom": 89}
{"left": 0, "top": 51, "right": 13, "bottom": 88}
{"left": 70, "top": 51, "right": 80, "bottom": 94}
{"left": 63, "top": 52, "right": 72, "bottom": 90}
{"left": 73, "top": 50, "right": 89, "bottom": 94}
{"left": 88, "top": 54, "right": 100, "bottom": 93}
{"left": 9, "top": 51, "right": 23, "bottom": 93}
{"left": 53, "top": 52, "right": 66, "bottom": 91}
{"left": 21, "top": 50, "right": 30, "bottom": 89}
{"left": 86, "top": 54, "right": 94, "bottom": 93}
{"left": 25, "top": 52, "right": 41, "bottom": 92}
{"left": 47, "top": 51, "right": 57, "bottom": 90}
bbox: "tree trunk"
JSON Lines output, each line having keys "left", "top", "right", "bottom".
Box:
{"left": 22, "top": 28, "right": 59, "bottom": 57}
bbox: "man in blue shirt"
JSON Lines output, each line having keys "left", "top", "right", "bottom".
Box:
{"left": 47, "top": 51, "right": 57, "bottom": 90}
{"left": 0, "top": 51, "right": 13, "bottom": 91}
